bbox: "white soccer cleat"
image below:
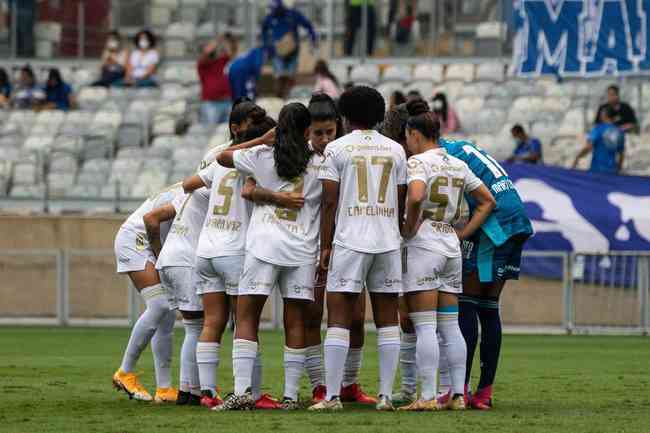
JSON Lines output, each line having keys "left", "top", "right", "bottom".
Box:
{"left": 375, "top": 394, "right": 395, "bottom": 411}
{"left": 308, "top": 397, "right": 343, "bottom": 411}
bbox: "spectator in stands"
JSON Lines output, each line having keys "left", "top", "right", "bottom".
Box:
{"left": 197, "top": 33, "right": 235, "bottom": 124}
{"left": 388, "top": 90, "right": 406, "bottom": 110}
{"left": 594, "top": 85, "right": 638, "bottom": 133}
{"left": 345, "top": 0, "right": 376, "bottom": 56}
{"left": 228, "top": 46, "right": 268, "bottom": 102}
{"left": 93, "top": 31, "right": 130, "bottom": 87}
{"left": 313, "top": 59, "right": 341, "bottom": 99}
{"left": 121, "top": 30, "right": 159, "bottom": 88}
{"left": 0, "top": 67, "right": 11, "bottom": 109}
{"left": 262, "top": 0, "right": 318, "bottom": 98}
{"left": 574, "top": 105, "right": 625, "bottom": 174}
{"left": 407, "top": 89, "right": 422, "bottom": 102}
{"left": 43, "top": 68, "right": 75, "bottom": 111}
{"left": 432, "top": 92, "right": 460, "bottom": 134}
{"left": 507, "top": 124, "right": 542, "bottom": 164}
{"left": 12, "top": 65, "right": 45, "bottom": 110}
{"left": 8, "top": 0, "right": 35, "bottom": 57}
{"left": 388, "top": 0, "right": 417, "bottom": 56}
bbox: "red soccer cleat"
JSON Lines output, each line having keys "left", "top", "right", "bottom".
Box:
{"left": 339, "top": 383, "right": 377, "bottom": 404}
{"left": 255, "top": 393, "right": 283, "bottom": 410}
{"left": 200, "top": 395, "right": 223, "bottom": 409}
{"left": 312, "top": 385, "right": 327, "bottom": 403}
{"left": 470, "top": 385, "right": 493, "bottom": 410}
{"left": 437, "top": 390, "right": 451, "bottom": 407}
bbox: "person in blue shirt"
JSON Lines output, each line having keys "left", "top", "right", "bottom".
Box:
{"left": 227, "top": 46, "right": 268, "bottom": 101}
{"left": 261, "top": 0, "right": 317, "bottom": 98}
{"left": 0, "top": 67, "right": 11, "bottom": 109}
{"left": 44, "top": 68, "right": 75, "bottom": 111}
{"left": 507, "top": 124, "right": 542, "bottom": 164}
{"left": 573, "top": 105, "right": 625, "bottom": 174}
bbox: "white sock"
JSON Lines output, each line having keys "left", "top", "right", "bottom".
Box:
{"left": 410, "top": 311, "right": 438, "bottom": 401}
{"left": 151, "top": 309, "right": 176, "bottom": 389}
{"left": 342, "top": 347, "right": 362, "bottom": 387}
{"left": 399, "top": 332, "right": 417, "bottom": 394}
{"left": 324, "top": 327, "right": 350, "bottom": 401}
{"left": 120, "top": 284, "right": 170, "bottom": 373}
{"left": 233, "top": 339, "right": 258, "bottom": 396}
{"left": 284, "top": 347, "right": 306, "bottom": 401}
{"left": 437, "top": 330, "right": 451, "bottom": 397}
{"left": 196, "top": 342, "right": 220, "bottom": 397}
{"left": 377, "top": 326, "right": 400, "bottom": 398}
{"left": 251, "top": 350, "right": 263, "bottom": 400}
{"left": 305, "top": 344, "right": 324, "bottom": 389}
{"left": 180, "top": 318, "right": 203, "bottom": 395}
{"left": 438, "top": 311, "right": 467, "bottom": 396}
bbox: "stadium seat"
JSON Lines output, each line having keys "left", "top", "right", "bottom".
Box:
{"left": 0, "top": 159, "right": 12, "bottom": 195}
{"left": 445, "top": 63, "right": 475, "bottom": 82}
{"left": 23, "top": 136, "right": 54, "bottom": 154}
{"left": 329, "top": 63, "right": 349, "bottom": 84}
{"left": 49, "top": 152, "right": 77, "bottom": 172}
{"left": 256, "top": 97, "right": 284, "bottom": 120}
{"left": 64, "top": 184, "right": 102, "bottom": 198}
{"left": 474, "top": 109, "right": 507, "bottom": 135}
{"left": 131, "top": 169, "right": 168, "bottom": 198}
{"left": 349, "top": 64, "right": 380, "bottom": 86}
{"left": 73, "top": 68, "right": 96, "bottom": 88}
{"left": 382, "top": 65, "right": 413, "bottom": 82}
{"left": 455, "top": 97, "right": 484, "bottom": 133}
{"left": 117, "top": 124, "right": 144, "bottom": 149}
{"left": 413, "top": 64, "right": 444, "bottom": 83}
{"left": 459, "top": 82, "right": 492, "bottom": 99}
{"left": 12, "top": 160, "right": 41, "bottom": 185}
{"left": 48, "top": 171, "right": 77, "bottom": 198}
{"left": 10, "top": 184, "right": 45, "bottom": 198}
{"left": 475, "top": 62, "right": 505, "bottom": 82}
{"left": 406, "top": 81, "right": 435, "bottom": 100}
{"left": 78, "top": 87, "right": 108, "bottom": 111}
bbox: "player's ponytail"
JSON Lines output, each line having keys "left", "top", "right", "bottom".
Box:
{"left": 405, "top": 98, "right": 440, "bottom": 141}
{"left": 274, "top": 102, "right": 313, "bottom": 180}
{"left": 308, "top": 93, "right": 344, "bottom": 139}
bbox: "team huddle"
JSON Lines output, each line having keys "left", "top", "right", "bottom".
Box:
{"left": 112, "top": 86, "right": 533, "bottom": 412}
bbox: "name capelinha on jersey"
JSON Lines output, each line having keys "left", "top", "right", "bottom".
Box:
{"left": 347, "top": 205, "right": 396, "bottom": 218}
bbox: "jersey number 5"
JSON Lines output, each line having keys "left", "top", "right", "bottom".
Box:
{"left": 423, "top": 176, "right": 465, "bottom": 222}
{"left": 352, "top": 156, "right": 394, "bottom": 203}
{"left": 212, "top": 171, "right": 240, "bottom": 216}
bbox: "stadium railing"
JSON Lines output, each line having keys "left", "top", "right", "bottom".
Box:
{"left": 0, "top": 249, "right": 648, "bottom": 335}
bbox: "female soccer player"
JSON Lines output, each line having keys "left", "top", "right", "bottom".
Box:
{"left": 216, "top": 103, "right": 323, "bottom": 410}
{"left": 397, "top": 100, "right": 495, "bottom": 411}
{"left": 112, "top": 183, "right": 184, "bottom": 403}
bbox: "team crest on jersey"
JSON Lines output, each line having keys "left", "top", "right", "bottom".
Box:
{"left": 344, "top": 145, "right": 355, "bottom": 153}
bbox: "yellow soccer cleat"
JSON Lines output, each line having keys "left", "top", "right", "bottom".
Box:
{"left": 154, "top": 387, "right": 179, "bottom": 403}
{"left": 397, "top": 398, "right": 442, "bottom": 412}
{"left": 308, "top": 397, "right": 343, "bottom": 412}
{"left": 112, "top": 369, "right": 153, "bottom": 401}
{"left": 445, "top": 394, "right": 466, "bottom": 411}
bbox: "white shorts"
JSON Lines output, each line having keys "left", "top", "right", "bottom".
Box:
{"left": 239, "top": 254, "right": 315, "bottom": 301}
{"left": 159, "top": 266, "right": 204, "bottom": 312}
{"left": 114, "top": 228, "right": 156, "bottom": 274}
{"left": 194, "top": 255, "right": 243, "bottom": 297}
{"left": 402, "top": 246, "right": 462, "bottom": 294}
{"left": 326, "top": 245, "right": 402, "bottom": 294}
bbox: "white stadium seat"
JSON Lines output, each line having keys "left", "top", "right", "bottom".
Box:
{"left": 413, "top": 64, "right": 444, "bottom": 83}
{"left": 349, "top": 64, "right": 380, "bottom": 85}
{"left": 382, "top": 65, "right": 413, "bottom": 82}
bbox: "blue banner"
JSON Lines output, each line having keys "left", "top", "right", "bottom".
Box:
{"left": 512, "top": 0, "right": 650, "bottom": 77}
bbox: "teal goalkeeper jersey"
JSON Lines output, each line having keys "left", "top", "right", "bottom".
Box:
{"left": 440, "top": 138, "right": 533, "bottom": 247}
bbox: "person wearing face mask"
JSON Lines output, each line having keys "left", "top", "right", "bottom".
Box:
{"left": 121, "top": 30, "right": 160, "bottom": 88}
{"left": 93, "top": 31, "right": 130, "bottom": 87}
{"left": 507, "top": 124, "right": 542, "bottom": 164}
{"left": 431, "top": 92, "right": 460, "bottom": 134}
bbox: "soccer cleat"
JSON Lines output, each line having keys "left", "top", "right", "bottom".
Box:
{"left": 375, "top": 394, "right": 395, "bottom": 411}
{"left": 281, "top": 397, "right": 301, "bottom": 410}
{"left": 176, "top": 391, "right": 201, "bottom": 406}
{"left": 392, "top": 389, "right": 417, "bottom": 406}
{"left": 255, "top": 393, "right": 283, "bottom": 410}
{"left": 216, "top": 390, "right": 256, "bottom": 411}
{"left": 446, "top": 394, "right": 466, "bottom": 411}
{"left": 312, "top": 385, "right": 327, "bottom": 403}
{"left": 308, "top": 397, "right": 343, "bottom": 411}
{"left": 154, "top": 387, "right": 178, "bottom": 403}
{"left": 200, "top": 392, "right": 223, "bottom": 409}
{"left": 436, "top": 390, "right": 451, "bottom": 407}
{"left": 112, "top": 369, "right": 152, "bottom": 401}
{"left": 340, "top": 383, "right": 378, "bottom": 404}
{"left": 470, "top": 385, "right": 493, "bottom": 410}
{"left": 397, "top": 398, "right": 442, "bottom": 412}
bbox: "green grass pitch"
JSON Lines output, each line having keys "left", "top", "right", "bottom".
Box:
{"left": 1, "top": 327, "right": 649, "bottom": 433}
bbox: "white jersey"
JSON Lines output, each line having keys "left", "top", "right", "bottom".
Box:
{"left": 120, "top": 183, "right": 183, "bottom": 246}
{"left": 198, "top": 141, "right": 232, "bottom": 171}
{"left": 405, "top": 148, "right": 483, "bottom": 257}
{"left": 156, "top": 187, "right": 210, "bottom": 269}
{"left": 196, "top": 162, "right": 252, "bottom": 258}
{"left": 233, "top": 145, "right": 323, "bottom": 266}
{"left": 319, "top": 129, "right": 407, "bottom": 253}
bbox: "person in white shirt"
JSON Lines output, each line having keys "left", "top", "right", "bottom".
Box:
{"left": 112, "top": 184, "right": 184, "bottom": 403}
{"left": 398, "top": 99, "right": 495, "bottom": 411}
{"left": 310, "top": 86, "right": 407, "bottom": 412}
{"left": 122, "top": 29, "right": 159, "bottom": 87}
{"left": 216, "top": 103, "right": 323, "bottom": 410}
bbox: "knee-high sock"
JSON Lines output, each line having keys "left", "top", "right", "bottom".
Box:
{"left": 377, "top": 326, "right": 400, "bottom": 398}
{"left": 233, "top": 339, "right": 258, "bottom": 396}
{"left": 477, "top": 297, "right": 502, "bottom": 390}
{"left": 342, "top": 347, "right": 363, "bottom": 387}
{"left": 399, "top": 332, "right": 417, "bottom": 394}
{"left": 324, "top": 327, "right": 350, "bottom": 401}
{"left": 196, "top": 342, "right": 220, "bottom": 397}
{"left": 305, "top": 344, "right": 324, "bottom": 389}
{"left": 438, "top": 309, "right": 467, "bottom": 396}
{"left": 409, "top": 312, "right": 438, "bottom": 401}
{"left": 251, "top": 350, "right": 263, "bottom": 400}
{"left": 120, "top": 284, "right": 170, "bottom": 373}
{"left": 458, "top": 295, "right": 480, "bottom": 385}
{"left": 284, "top": 347, "right": 306, "bottom": 400}
{"left": 180, "top": 318, "right": 203, "bottom": 395}
{"left": 437, "top": 330, "right": 451, "bottom": 396}
{"left": 151, "top": 309, "right": 176, "bottom": 388}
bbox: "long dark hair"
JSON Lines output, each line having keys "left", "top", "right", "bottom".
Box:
{"left": 314, "top": 59, "right": 339, "bottom": 87}
{"left": 406, "top": 99, "right": 440, "bottom": 141}
{"left": 229, "top": 100, "right": 266, "bottom": 140}
{"left": 274, "top": 103, "right": 313, "bottom": 180}
{"left": 308, "top": 93, "right": 343, "bottom": 139}
{"left": 380, "top": 103, "right": 409, "bottom": 145}
{"left": 46, "top": 68, "right": 63, "bottom": 89}
{"left": 0, "top": 67, "right": 9, "bottom": 87}
{"left": 432, "top": 92, "right": 449, "bottom": 123}
{"left": 239, "top": 116, "right": 277, "bottom": 143}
